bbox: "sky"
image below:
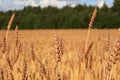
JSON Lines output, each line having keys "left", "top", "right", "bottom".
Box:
{"left": 0, "top": 0, "right": 114, "bottom": 11}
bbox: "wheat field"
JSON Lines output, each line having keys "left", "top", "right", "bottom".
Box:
{"left": 0, "top": 29, "right": 119, "bottom": 80}
{"left": 0, "top": 8, "right": 119, "bottom": 80}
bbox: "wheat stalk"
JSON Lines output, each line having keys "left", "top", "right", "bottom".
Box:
{"left": 6, "top": 52, "right": 13, "bottom": 71}
{"left": 84, "top": 8, "right": 97, "bottom": 54}
{"left": 6, "top": 13, "right": 15, "bottom": 39}
{"left": 12, "top": 43, "right": 21, "bottom": 66}
{"left": 7, "top": 67, "right": 14, "bottom": 80}
{"left": 22, "top": 59, "right": 27, "bottom": 80}
{"left": 84, "top": 42, "right": 94, "bottom": 69}
{"left": 31, "top": 44, "right": 35, "bottom": 61}
{"left": 0, "top": 68, "right": 4, "bottom": 80}
{"left": 104, "top": 32, "right": 110, "bottom": 52}
{"left": 54, "top": 33, "right": 63, "bottom": 80}
{"left": 15, "top": 25, "right": 18, "bottom": 47}
{"left": 105, "top": 29, "right": 120, "bottom": 80}
{"left": 2, "top": 36, "right": 7, "bottom": 54}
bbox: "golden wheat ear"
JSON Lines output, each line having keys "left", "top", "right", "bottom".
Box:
{"left": 54, "top": 33, "right": 63, "bottom": 80}
{"left": 6, "top": 13, "right": 15, "bottom": 39}
{"left": 84, "top": 8, "right": 97, "bottom": 54}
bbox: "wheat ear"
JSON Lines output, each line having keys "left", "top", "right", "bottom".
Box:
{"left": 84, "top": 8, "right": 97, "bottom": 54}
{"left": 6, "top": 13, "right": 15, "bottom": 39}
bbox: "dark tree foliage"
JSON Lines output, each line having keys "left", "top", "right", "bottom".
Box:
{"left": 0, "top": 0, "right": 119, "bottom": 29}
{"left": 112, "top": 0, "right": 120, "bottom": 12}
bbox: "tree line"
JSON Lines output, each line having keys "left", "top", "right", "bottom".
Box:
{"left": 0, "top": 0, "right": 120, "bottom": 29}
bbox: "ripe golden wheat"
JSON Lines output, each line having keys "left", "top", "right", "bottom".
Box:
{"left": 0, "top": 8, "right": 119, "bottom": 80}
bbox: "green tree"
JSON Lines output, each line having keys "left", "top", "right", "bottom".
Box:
{"left": 112, "top": 0, "right": 120, "bottom": 12}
